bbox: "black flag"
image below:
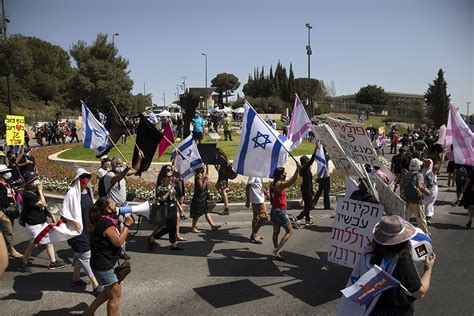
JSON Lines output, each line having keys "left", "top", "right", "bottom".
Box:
{"left": 132, "top": 114, "right": 163, "bottom": 175}
{"left": 96, "top": 108, "right": 127, "bottom": 158}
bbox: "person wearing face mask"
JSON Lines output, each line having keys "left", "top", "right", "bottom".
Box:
{"left": 64, "top": 169, "right": 100, "bottom": 293}
{"left": 7, "top": 152, "right": 23, "bottom": 187}
{"left": 0, "top": 164, "right": 23, "bottom": 258}
{"left": 17, "top": 147, "right": 36, "bottom": 175}
{"left": 18, "top": 171, "right": 65, "bottom": 273}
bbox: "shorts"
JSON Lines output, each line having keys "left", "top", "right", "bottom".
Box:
{"left": 92, "top": 265, "right": 118, "bottom": 287}
{"left": 73, "top": 251, "right": 94, "bottom": 277}
{"left": 216, "top": 179, "right": 228, "bottom": 190}
{"left": 25, "top": 222, "right": 49, "bottom": 241}
{"left": 192, "top": 131, "right": 203, "bottom": 141}
{"left": 447, "top": 161, "right": 456, "bottom": 173}
{"left": 270, "top": 207, "right": 291, "bottom": 226}
{"left": 252, "top": 203, "right": 268, "bottom": 223}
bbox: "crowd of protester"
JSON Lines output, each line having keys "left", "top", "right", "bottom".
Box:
{"left": 1, "top": 109, "right": 474, "bottom": 316}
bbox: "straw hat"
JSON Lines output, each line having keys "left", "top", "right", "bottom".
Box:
{"left": 373, "top": 215, "right": 417, "bottom": 246}
{"left": 409, "top": 158, "right": 423, "bottom": 171}
{"left": 0, "top": 164, "right": 11, "bottom": 173}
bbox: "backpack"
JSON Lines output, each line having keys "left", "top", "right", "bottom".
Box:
{"left": 225, "top": 163, "right": 238, "bottom": 180}
{"left": 455, "top": 166, "right": 468, "bottom": 183}
{"left": 98, "top": 171, "right": 116, "bottom": 198}
{"left": 402, "top": 172, "right": 422, "bottom": 203}
{"left": 392, "top": 154, "right": 404, "bottom": 173}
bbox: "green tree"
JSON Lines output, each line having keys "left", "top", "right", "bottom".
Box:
{"left": 294, "top": 78, "right": 327, "bottom": 103}
{"left": 68, "top": 33, "right": 134, "bottom": 112}
{"left": 425, "top": 69, "right": 450, "bottom": 128}
{"left": 130, "top": 93, "right": 152, "bottom": 114}
{"left": 356, "top": 84, "right": 388, "bottom": 106}
{"left": 210, "top": 73, "right": 240, "bottom": 104}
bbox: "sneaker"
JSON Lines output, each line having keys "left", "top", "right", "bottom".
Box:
{"left": 305, "top": 220, "right": 314, "bottom": 226}
{"left": 48, "top": 260, "right": 65, "bottom": 270}
{"left": 291, "top": 217, "right": 301, "bottom": 229}
{"left": 215, "top": 208, "right": 230, "bottom": 216}
{"left": 18, "top": 263, "right": 32, "bottom": 273}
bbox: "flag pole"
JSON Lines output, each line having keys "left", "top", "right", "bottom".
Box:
{"left": 245, "top": 100, "right": 300, "bottom": 165}
{"left": 106, "top": 134, "right": 128, "bottom": 163}
{"left": 109, "top": 100, "right": 142, "bottom": 153}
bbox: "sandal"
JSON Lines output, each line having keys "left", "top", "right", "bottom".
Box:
{"left": 176, "top": 235, "right": 186, "bottom": 241}
{"left": 211, "top": 225, "right": 221, "bottom": 231}
{"left": 250, "top": 235, "right": 263, "bottom": 244}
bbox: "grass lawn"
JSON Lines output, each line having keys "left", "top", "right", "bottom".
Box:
{"left": 58, "top": 133, "right": 318, "bottom": 162}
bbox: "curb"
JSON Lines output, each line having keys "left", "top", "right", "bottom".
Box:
{"left": 44, "top": 192, "right": 340, "bottom": 212}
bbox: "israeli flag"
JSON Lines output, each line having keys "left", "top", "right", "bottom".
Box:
{"left": 171, "top": 134, "right": 204, "bottom": 180}
{"left": 97, "top": 111, "right": 107, "bottom": 122}
{"left": 81, "top": 101, "right": 110, "bottom": 154}
{"left": 315, "top": 142, "right": 327, "bottom": 177}
{"left": 148, "top": 111, "right": 159, "bottom": 124}
{"left": 233, "top": 101, "right": 292, "bottom": 178}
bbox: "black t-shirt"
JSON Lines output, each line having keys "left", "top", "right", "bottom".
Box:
{"left": 91, "top": 217, "right": 121, "bottom": 270}
{"left": 217, "top": 155, "right": 229, "bottom": 182}
{"left": 371, "top": 256, "right": 422, "bottom": 315}
{"left": 300, "top": 152, "right": 316, "bottom": 193}
{"left": 21, "top": 190, "right": 47, "bottom": 225}
{"left": 18, "top": 155, "right": 36, "bottom": 174}
{"left": 0, "top": 183, "right": 16, "bottom": 210}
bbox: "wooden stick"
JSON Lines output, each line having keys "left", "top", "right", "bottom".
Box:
{"left": 107, "top": 134, "right": 128, "bottom": 163}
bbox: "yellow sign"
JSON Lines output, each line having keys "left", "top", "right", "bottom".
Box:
{"left": 6, "top": 115, "right": 25, "bottom": 146}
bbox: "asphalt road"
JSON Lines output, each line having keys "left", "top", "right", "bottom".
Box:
{"left": 1, "top": 171, "right": 473, "bottom": 315}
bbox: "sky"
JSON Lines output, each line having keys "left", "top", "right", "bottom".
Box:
{"left": 5, "top": 0, "right": 474, "bottom": 114}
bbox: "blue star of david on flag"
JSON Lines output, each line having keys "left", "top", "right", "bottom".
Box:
{"left": 252, "top": 131, "right": 272, "bottom": 149}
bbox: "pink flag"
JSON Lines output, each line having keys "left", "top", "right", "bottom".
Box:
{"left": 287, "top": 94, "right": 312, "bottom": 150}
{"left": 436, "top": 124, "right": 446, "bottom": 145}
{"left": 449, "top": 104, "right": 474, "bottom": 166}
{"left": 158, "top": 121, "right": 175, "bottom": 158}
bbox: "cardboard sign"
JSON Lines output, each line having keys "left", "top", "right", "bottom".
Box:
{"left": 328, "top": 197, "right": 384, "bottom": 268}
{"left": 197, "top": 143, "right": 217, "bottom": 164}
{"left": 208, "top": 132, "right": 221, "bottom": 140}
{"left": 326, "top": 117, "right": 381, "bottom": 167}
{"left": 313, "top": 124, "right": 362, "bottom": 177}
{"left": 6, "top": 115, "right": 25, "bottom": 146}
{"left": 373, "top": 175, "right": 405, "bottom": 217}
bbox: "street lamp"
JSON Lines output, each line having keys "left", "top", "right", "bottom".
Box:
{"left": 112, "top": 32, "right": 119, "bottom": 105}
{"left": 2, "top": 0, "right": 12, "bottom": 114}
{"left": 305, "top": 23, "right": 313, "bottom": 115}
{"left": 181, "top": 76, "right": 187, "bottom": 93}
{"left": 467, "top": 101, "right": 471, "bottom": 123}
{"left": 202, "top": 53, "right": 208, "bottom": 111}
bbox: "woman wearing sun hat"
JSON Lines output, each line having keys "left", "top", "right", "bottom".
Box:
{"left": 370, "top": 215, "right": 436, "bottom": 315}
{"left": 337, "top": 215, "right": 436, "bottom": 316}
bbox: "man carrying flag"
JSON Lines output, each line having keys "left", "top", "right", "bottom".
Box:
{"left": 287, "top": 94, "right": 312, "bottom": 150}
{"left": 233, "top": 101, "right": 293, "bottom": 178}
{"left": 313, "top": 143, "right": 332, "bottom": 210}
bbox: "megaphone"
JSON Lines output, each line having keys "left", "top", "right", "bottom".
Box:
{"left": 409, "top": 228, "right": 433, "bottom": 261}
{"left": 118, "top": 201, "right": 166, "bottom": 226}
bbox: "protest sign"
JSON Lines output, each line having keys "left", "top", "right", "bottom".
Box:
{"left": 328, "top": 197, "right": 384, "bottom": 268}
{"left": 6, "top": 115, "right": 25, "bottom": 146}
{"left": 313, "top": 124, "right": 362, "bottom": 177}
{"left": 326, "top": 117, "right": 381, "bottom": 167}
{"left": 374, "top": 175, "right": 405, "bottom": 217}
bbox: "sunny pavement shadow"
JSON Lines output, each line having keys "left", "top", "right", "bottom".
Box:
{"left": 33, "top": 302, "right": 88, "bottom": 316}
{"left": 194, "top": 279, "right": 273, "bottom": 308}
{"left": 279, "top": 251, "right": 351, "bottom": 307}
{"left": 0, "top": 272, "right": 88, "bottom": 301}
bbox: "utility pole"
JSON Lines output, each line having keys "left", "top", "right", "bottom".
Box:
{"left": 202, "top": 53, "right": 207, "bottom": 111}
{"left": 181, "top": 76, "right": 187, "bottom": 93}
{"left": 162, "top": 90, "right": 166, "bottom": 107}
{"left": 2, "top": 0, "right": 12, "bottom": 114}
{"left": 467, "top": 101, "right": 471, "bottom": 123}
{"left": 305, "top": 23, "right": 313, "bottom": 115}
{"left": 143, "top": 82, "right": 146, "bottom": 95}
{"left": 176, "top": 84, "right": 180, "bottom": 101}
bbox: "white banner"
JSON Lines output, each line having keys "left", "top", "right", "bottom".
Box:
{"left": 326, "top": 117, "right": 381, "bottom": 167}
{"left": 313, "top": 124, "right": 362, "bottom": 177}
{"left": 328, "top": 197, "right": 384, "bottom": 268}
{"left": 374, "top": 175, "right": 405, "bottom": 218}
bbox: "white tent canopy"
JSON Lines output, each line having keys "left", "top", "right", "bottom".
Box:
{"left": 158, "top": 110, "right": 171, "bottom": 117}
{"left": 216, "top": 106, "right": 232, "bottom": 113}
{"left": 232, "top": 107, "right": 245, "bottom": 114}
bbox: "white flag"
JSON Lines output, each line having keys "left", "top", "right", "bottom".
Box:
{"left": 287, "top": 94, "right": 312, "bottom": 150}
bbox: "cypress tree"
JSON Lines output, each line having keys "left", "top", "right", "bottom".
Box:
{"left": 425, "top": 69, "right": 451, "bottom": 128}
